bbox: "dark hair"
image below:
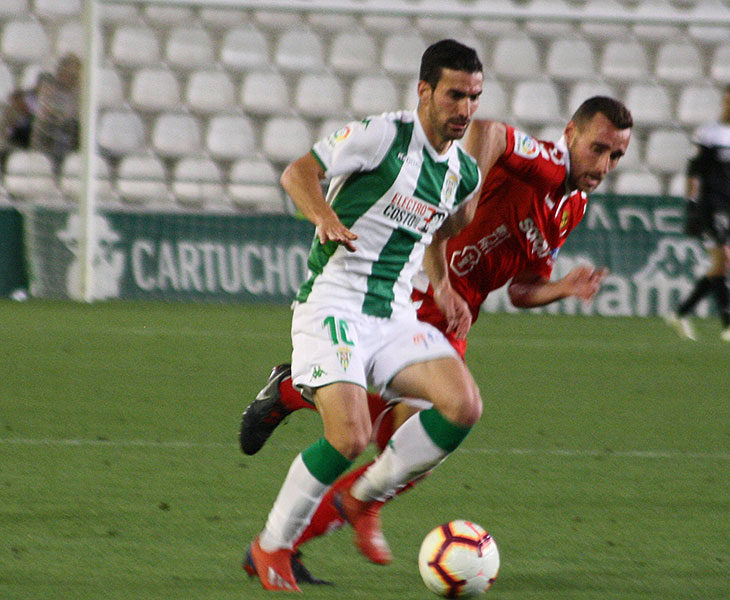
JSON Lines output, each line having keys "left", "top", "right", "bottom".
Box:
{"left": 572, "top": 96, "right": 633, "bottom": 130}
{"left": 419, "top": 39, "right": 482, "bottom": 89}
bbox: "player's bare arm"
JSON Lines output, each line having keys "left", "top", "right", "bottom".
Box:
{"left": 463, "top": 119, "right": 508, "bottom": 176}
{"left": 508, "top": 266, "right": 607, "bottom": 308}
{"left": 280, "top": 152, "right": 358, "bottom": 252}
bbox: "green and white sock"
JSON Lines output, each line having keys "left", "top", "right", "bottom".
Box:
{"left": 260, "top": 437, "right": 351, "bottom": 551}
{"left": 350, "top": 407, "right": 472, "bottom": 503}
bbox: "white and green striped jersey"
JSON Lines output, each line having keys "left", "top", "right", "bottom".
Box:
{"left": 297, "top": 110, "right": 481, "bottom": 318}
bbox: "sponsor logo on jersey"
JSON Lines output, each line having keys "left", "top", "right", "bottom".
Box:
{"left": 383, "top": 192, "right": 448, "bottom": 233}
{"left": 519, "top": 218, "right": 552, "bottom": 259}
{"left": 449, "top": 225, "right": 510, "bottom": 276}
{"left": 513, "top": 130, "right": 540, "bottom": 159}
{"left": 328, "top": 125, "right": 352, "bottom": 145}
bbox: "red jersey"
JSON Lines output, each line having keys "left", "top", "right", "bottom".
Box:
{"left": 413, "top": 125, "right": 588, "bottom": 355}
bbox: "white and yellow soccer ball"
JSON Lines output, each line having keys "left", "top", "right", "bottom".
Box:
{"left": 418, "top": 520, "right": 500, "bottom": 598}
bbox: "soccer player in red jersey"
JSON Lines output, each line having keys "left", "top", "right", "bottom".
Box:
{"left": 241, "top": 96, "right": 633, "bottom": 585}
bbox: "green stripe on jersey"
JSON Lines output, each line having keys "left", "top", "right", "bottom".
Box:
{"left": 414, "top": 149, "right": 449, "bottom": 207}
{"left": 297, "top": 120, "right": 415, "bottom": 304}
{"left": 455, "top": 146, "right": 480, "bottom": 206}
{"left": 363, "top": 227, "right": 419, "bottom": 317}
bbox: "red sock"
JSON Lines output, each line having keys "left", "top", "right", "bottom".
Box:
{"left": 279, "top": 376, "right": 316, "bottom": 412}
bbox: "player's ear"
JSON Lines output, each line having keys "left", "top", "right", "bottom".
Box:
{"left": 564, "top": 120, "right": 577, "bottom": 145}
{"left": 417, "top": 80, "right": 433, "bottom": 105}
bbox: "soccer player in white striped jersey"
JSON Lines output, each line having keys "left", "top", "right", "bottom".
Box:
{"left": 245, "top": 39, "right": 485, "bottom": 592}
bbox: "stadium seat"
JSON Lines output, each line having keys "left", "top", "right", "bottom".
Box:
{"left": 493, "top": 34, "right": 541, "bottom": 79}
{"left": 220, "top": 25, "right": 269, "bottom": 71}
{"left": 165, "top": 27, "right": 215, "bottom": 69}
{"left": 98, "top": 67, "right": 125, "bottom": 110}
{"left": 512, "top": 80, "right": 562, "bottom": 125}
{"left": 677, "top": 84, "right": 722, "bottom": 127}
{"left": 254, "top": 8, "right": 302, "bottom": 30}
{"left": 546, "top": 37, "right": 595, "bottom": 81}
{"left": 537, "top": 125, "right": 566, "bottom": 143}
{"left": 59, "top": 152, "right": 116, "bottom": 203}
{"left": 469, "top": 0, "right": 520, "bottom": 37}
{"left": 668, "top": 172, "right": 687, "bottom": 197}
{"left": 97, "top": 110, "right": 146, "bottom": 157}
{"left": 99, "top": 3, "right": 139, "bottom": 24}
{"left": 0, "top": 0, "right": 28, "bottom": 19}
{"left": 382, "top": 33, "right": 427, "bottom": 78}
{"left": 600, "top": 39, "right": 649, "bottom": 81}
{"left": 308, "top": 12, "right": 359, "bottom": 33}
{"left": 567, "top": 80, "right": 616, "bottom": 115}
{"left": 655, "top": 40, "right": 704, "bottom": 83}
{"left": 110, "top": 25, "right": 160, "bottom": 67}
{"left": 33, "top": 0, "right": 81, "bottom": 19}
{"left": 294, "top": 72, "right": 346, "bottom": 119}
{"left": 172, "top": 157, "right": 227, "bottom": 209}
{"left": 55, "top": 21, "right": 85, "bottom": 58}
{"left": 20, "top": 64, "right": 43, "bottom": 90}
{"left": 152, "top": 113, "right": 202, "bottom": 158}
{"left": 200, "top": 8, "right": 245, "bottom": 28}
{"left": 3, "top": 150, "right": 61, "bottom": 200}
{"left": 240, "top": 70, "right": 290, "bottom": 116}
{"left": 130, "top": 68, "right": 181, "bottom": 112}
{"left": 416, "top": 16, "right": 467, "bottom": 36}
{"left": 624, "top": 83, "right": 673, "bottom": 127}
{"left": 0, "top": 61, "right": 14, "bottom": 103}
{"left": 116, "top": 153, "right": 170, "bottom": 205}
{"left": 328, "top": 30, "right": 378, "bottom": 75}
{"left": 473, "top": 78, "right": 509, "bottom": 120}
{"left": 578, "top": 0, "right": 631, "bottom": 40}
{"left": 317, "top": 118, "right": 352, "bottom": 143}
{"left": 143, "top": 4, "right": 194, "bottom": 25}
{"left": 645, "top": 129, "right": 694, "bottom": 174}
{"left": 524, "top": 0, "right": 576, "bottom": 39}
{"left": 710, "top": 45, "right": 730, "bottom": 82}
{"left": 261, "top": 116, "right": 312, "bottom": 163}
{"left": 616, "top": 133, "right": 642, "bottom": 171}
{"left": 185, "top": 70, "right": 236, "bottom": 114}
{"left": 206, "top": 114, "right": 256, "bottom": 161}
{"left": 1, "top": 20, "right": 50, "bottom": 64}
{"left": 613, "top": 169, "right": 663, "bottom": 195}
{"left": 349, "top": 74, "right": 400, "bottom": 117}
{"left": 631, "top": 1, "right": 682, "bottom": 40}
{"left": 274, "top": 28, "right": 325, "bottom": 73}
{"left": 228, "top": 157, "right": 285, "bottom": 213}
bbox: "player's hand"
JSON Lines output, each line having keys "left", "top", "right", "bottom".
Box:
{"left": 433, "top": 282, "right": 472, "bottom": 339}
{"left": 315, "top": 214, "right": 358, "bottom": 252}
{"left": 563, "top": 265, "right": 607, "bottom": 302}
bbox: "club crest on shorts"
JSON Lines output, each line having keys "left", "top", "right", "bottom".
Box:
{"left": 337, "top": 347, "right": 351, "bottom": 370}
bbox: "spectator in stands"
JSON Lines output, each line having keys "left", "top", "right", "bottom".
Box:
{"left": 665, "top": 84, "right": 730, "bottom": 342}
{"left": 30, "top": 53, "right": 82, "bottom": 174}
{"left": 0, "top": 72, "right": 52, "bottom": 169}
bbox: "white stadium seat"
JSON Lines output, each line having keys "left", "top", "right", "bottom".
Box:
{"left": 97, "top": 111, "right": 146, "bottom": 156}
{"left": 130, "top": 68, "right": 181, "bottom": 112}
{"left": 677, "top": 84, "right": 722, "bottom": 126}
{"left": 228, "top": 158, "right": 285, "bottom": 213}
{"left": 294, "top": 72, "right": 346, "bottom": 119}
{"left": 98, "top": 67, "right": 125, "bottom": 109}
{"left": 710, "top": 45, "right": 730, "bottom": 82}
{"left": 206, "top": 115, "right": 256, "bottom": 161}
{"left": 600, "top": 39, "right": 649, "bottom": 81}
{"left": 645, "top": 129, "right": 694, "bottom": 174}
{"left": 110, "top": 25, "right": 160, "bottom": 67}
{"left": 165, "top": 27, "right": 215, "bottom": 69}
{"left": 99, "top": 3, "right": 139, "bottom": 24}
{"left": 262, "top": 116, "right": 312, "bottom": 163}
{"left": 172, "top": 157, "right": 227, "bottom": 209}
{"left": 317, "top": 119, "right": 352, "bottom": 143}
{"left": 185, "top": 70, "right": 236, "bottom": 114}
{"left": 382, "top": 33, "right": 427, "bottom": 78}
{"left": 613, "top": 170, "right": 663, "bottom": 195}
{"left": 473, "top": 79, "right": 509, "bottom": 120}
{"left": 493, "top": 34, "right": 541, "bottom": 79}
{"left": 329, "top": 30, "right": 378, "bottom": 74}
{"left": 1, "top": 20, "right": 50, "bottom": 64}
{"left": 0, "top": 61, "right": 14, "bottom": 103}
{"left": 3, "top": 150, "right": 61, "bottom": 200}
{"left": 655, "top": 40, "right": 704, "bottom": 83}
{"left": 33, "top": 0, "right": 82, "bottom": 19}
{"left": 624, "top": 83, "right": 673, "bottom": 127}
{"left": 143, "top": 4, "right": 194, "bottom": 25}
{"left": 578, "top": 0, "right": 631, "bottom": 40}
{"left": 220, "top": 25, "right": 269, "bottom": 72}
{"left": 116, "top": 154, "right": 170, "bottom": 205}
{"left": 546, "top": 37, "right": 595, "bottom": 81}
{"left": 152, "top": 113, "right": 202, "bottom": 158}
{"left": 349, "top": 74, "right": 400, "bottom": 117}
{"left": 308, "top": 12, "right": 359, "bottom": 33}
{"left": 0, "top": 0, "right": 28, "bottom": 19}
{"left": 59, "top": 153, "right": 116, "bottom": 203}
{"left": 240, "top": 70, "right": 290, "bottom": 116}
{"left": 616, "top": 134, "right": 642, "bottom": 172}
{"left": 274, "top": 29, "right": 325, "bottom": 73}
{"left": 567, "top": 80, "right": 616, "bottom": 115}
{"left": 669, "top": 172, "right": 687, "bottom": 197}
{"left": 512, "top": 80, "right": 562, "bottom": 125}
{"left": 55, "top": 22, "right": 85, "bottom": 58}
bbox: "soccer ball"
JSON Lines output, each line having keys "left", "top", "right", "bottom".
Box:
{"left": 418, "top": 520, "right": 500, "bottom": 598}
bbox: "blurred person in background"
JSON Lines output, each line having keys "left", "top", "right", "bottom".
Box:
{"left": 30, "top": 53, "right": 82, "bottom": 174}
{"left": 665, "top": 84, "right": 730, "bottom": 342}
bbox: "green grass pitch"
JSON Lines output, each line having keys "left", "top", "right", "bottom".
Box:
{"left": 1, "top": 300, "right": 728, "bottom": 600}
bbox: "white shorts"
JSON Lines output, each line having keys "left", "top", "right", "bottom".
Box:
{"left": 290, "top": 301, "right": 458, "bottom": 396}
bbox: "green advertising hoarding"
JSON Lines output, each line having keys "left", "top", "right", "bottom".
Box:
{"left": 22, "top": 197, "right": 711, "bottom": 317}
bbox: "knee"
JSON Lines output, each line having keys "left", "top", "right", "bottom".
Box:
{"left": 326, "top": 424, "right": 371, "bottom": 461}
{"left": 438, "top": 389, "right": 482, "bottom": 428}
